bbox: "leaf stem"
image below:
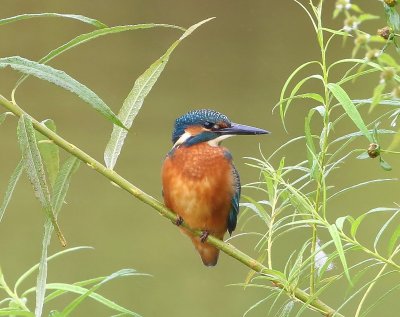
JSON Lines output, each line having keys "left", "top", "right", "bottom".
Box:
{"left": 0, "top": 94, "right": 344, "bottom": 317}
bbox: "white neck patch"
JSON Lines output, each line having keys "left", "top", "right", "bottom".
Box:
{"left": 207, "top": 134, "right": 233, "bottom": 147}
{"left": 173, "top": 131, "right": 192, "bottom": 148}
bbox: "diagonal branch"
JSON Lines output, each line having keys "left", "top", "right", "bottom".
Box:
{"left": 0, "top": 94, "right": 343, "bottom": 317}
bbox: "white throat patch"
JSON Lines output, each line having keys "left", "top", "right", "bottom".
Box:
{"left": 173, "top": 131, "right": 192, "bottom": 148}
{"left": 207, "top": 134, "right": 233, "bottom": 147}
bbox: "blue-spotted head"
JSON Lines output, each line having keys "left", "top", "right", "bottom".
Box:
{"left": 171, "top": 109, "right": 269, "bottom": 147}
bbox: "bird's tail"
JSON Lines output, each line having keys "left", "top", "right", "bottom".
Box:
{"left": 191, "top": 237, "right": 220, "bottom": 266}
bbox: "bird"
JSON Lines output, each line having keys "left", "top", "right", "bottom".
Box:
{"left": 161, "top": 109, "right": 269, "bottom": 266}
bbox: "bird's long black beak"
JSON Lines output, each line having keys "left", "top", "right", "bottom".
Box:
{"left": 219, "top": 122, "right": 270, "bottom": 135}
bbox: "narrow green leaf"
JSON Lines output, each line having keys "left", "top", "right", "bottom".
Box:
{"left": 36, "top": 120, "right": 59, "bottom": 187}
{"left": 0, "top": 159, "right": 24, "bottom": 222}
{"left": 379, "top": 157, "right": 392, "bottom": 171}
{"left": 305, "top": 110, "right": 318, "bottom": 179}
{"left": 387, "top": 223, "right": 400, "bottom": 255}
{"left": 0, "top": 310, "right": 34, "bottom": 316}
{"left": 351, "top": 208, "right": 397, "bottom": 238}
{"left": 13, "top": 24, "right": 185, "bottom": 93}
{"left": 58, "top": 269, "right": 142, "bottom": 317}
{"left": 0, "top": 57, "right": 125, "bottom": 129}
{"left": 51, "top": 157, "right": 80, "bottom": 213}
{"left": 327, "top": 83, "right": 373, "bottom": 142}
{"left": 17, "top": 247, "right": 92, "bottom": 295}
{"left": 17, "top": 114, "right": 66, "bottom": 246}
{"left": 358, "top": 14, "right": 379, "bottom": 22}
{"left": 278, "top": 61, "right": 320, "bottom": 128}
{"left": 43, "top": 283, "right": 141, "bottom": 316}
{"left": 328, "top": 224, "right": 351, "bottom": 284}
{"left": 104, "top": 17, "right": 214, "bottom": 169}
{"left": 0, "top": 112, "right": 13, "bottom": 125}
{"left": 321, "top": 27, "right": 350, "bottom": 36}
{"left": 384, "top": 3, "right": 400, "bottom": 32}
{"left": 0, "top": 13, "right": 107, "bottom": 28}
{"left": 374, "top": 209, "right": 400, "bottom": 252}
{"left": 35, "top": 157, "right": 80, "bottom": 317}
{"left": 369, "top": 83, "right": 385, "bottom": 112}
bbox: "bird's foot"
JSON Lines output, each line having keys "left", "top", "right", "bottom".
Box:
{"left": 174, "top": 215, "right": 184, "bottom": 226}
{"left": 200, "top": 231, "right": 210, "bottom": 243}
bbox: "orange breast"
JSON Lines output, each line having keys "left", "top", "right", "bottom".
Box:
{"left": 162, "top": 143, "right": 234, "bottom": 237}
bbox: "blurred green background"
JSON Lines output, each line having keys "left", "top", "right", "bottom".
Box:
{"left": 0, "top": 1, "right": 398, "bottom": 316}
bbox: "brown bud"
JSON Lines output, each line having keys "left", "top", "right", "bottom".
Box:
{"left": 385, "top": 0, "right": 397, "bottom": 7}
{"left": 378, "top": 26, "right": 391, "bottom": 40}
{"left": 368, "top": 143, "right": 380, "bottom": 158}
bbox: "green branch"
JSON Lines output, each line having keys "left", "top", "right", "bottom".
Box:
{"left": 0, "top": 94, "right": 343, "bottom": 317}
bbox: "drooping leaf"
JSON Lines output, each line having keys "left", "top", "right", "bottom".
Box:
{"left": 35, "top": 120, "right": 59, "bottom": 187}
{"left": 387, "top": 223, "right": 400, "bottom": 255}
{"left": 0, "top": 57, "right": 125, "bottom": 129}
{"left": 13, "top": 24, "right": 185, "bottom": 93}
{"left": 374, "top": 208, "right": 400, "bottom": 253}
{"left": 16, "top": 114, "right": 66, "bottom": 246}
{"left": 369, "top": 83, "right": 386, "bottom": 112}
{"left": 384, "top": 3, "right": 400, "bottom": 32}
{"left": 16, "top": 247, "right": 92, "bottom": 294}
{"left": 0, "top": 159, "right": 24, "bottom": 223}
{"left": 57, "top": 269, "right": 142, "bottom": 317}
{"left": 104, "top": 17, "right": 214, "bottom": 169}
{"left": 0, "top": 112, "right": 13, "bottom": 125}
{"left": 328, "top": 224, "right": 351, "bottom": 284}
{"left": 379, "top": 157, "right": 392, "bottom": 171}
{"left": 36, "top": 157, "right": 80, "bottom": 317}
{"left": 327, "top": 83, "right": 373, "bottom": 142}
{"left": 0, "top": 13, "right": 107, "bottom": 28}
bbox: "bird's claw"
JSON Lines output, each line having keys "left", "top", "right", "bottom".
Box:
{"left": 174, "top": 215, "right": 184, "bottom": 226}
{"left": 200, "top": 231, "right": 210, "bottom": 243}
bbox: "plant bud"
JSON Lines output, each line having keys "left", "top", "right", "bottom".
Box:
{"left": 378, "top": 26, "right": 391, "bottom": 40}
{"left": 385, "top": 0, "right": 397, "bottom": 7}
{"left": 367, "top": 143, "right": 380, "bottom": 158}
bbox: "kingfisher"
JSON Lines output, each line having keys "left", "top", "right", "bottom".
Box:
{"left": 162, "top": 109, "right": 269, "bottom": 266}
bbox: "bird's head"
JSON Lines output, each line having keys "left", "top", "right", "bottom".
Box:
{"left": 171, "top": 109, "right": 269, "bottom": 147}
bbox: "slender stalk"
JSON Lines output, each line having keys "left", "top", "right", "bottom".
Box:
{"left": 0, "top": 94, "right": 344, "bottom": 317}
{"left": 354, "top": 245, "right": 400, "bottom": 317}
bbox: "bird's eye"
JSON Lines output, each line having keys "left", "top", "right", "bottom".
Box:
{"left": 203, "top": 122, "right": 214, "bottom": 129}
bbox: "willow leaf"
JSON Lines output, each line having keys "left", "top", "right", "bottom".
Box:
{"left": 13, "top": 24, "right": 185, "bottom": 92}
{"left": 328, "top": 224, "right": 351, "bottom": 284}
{"left": 35, "top": 157, "right": 80, "bottom": 317}
{"left": 17, "top": 115, "right": 66, "bottom": 246}
{"left": 58, "top": 269, "right": 142, "bottom": 317}
{"left": 0, "top": 57, "right": 125, "bottom": 128}
{"left": 0, "top": 112, "right": 13, "bottom": 125}
{"left": 36, "top": 120, "right": 59, "bottom": 187}
{"left": 327, "top": 83, "right": 373, "bottom": 142}
{"left": 104, "top": 17, "right": 214, "bottom": 169}
{"left": 0, "top": 13, "right": 107, "bottom": 28}
{"left": 0, "top": 159, "right": 24, "bottom": 222}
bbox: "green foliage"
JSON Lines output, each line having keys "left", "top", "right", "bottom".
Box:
{"left": 104, "top": 18, "right": 214, "bottom": 169}
{"left": 237, "top": 0, "right": 400, "bottom": 316}
{"left": 0, "top": 12, "right": 210, "bottom": 316}
{"left": 0, "top": 247, "right": 147, "bottom": 316}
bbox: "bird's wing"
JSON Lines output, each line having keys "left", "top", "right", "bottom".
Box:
{"left": 227, "top": 163, "right": 241, "bottom": 235}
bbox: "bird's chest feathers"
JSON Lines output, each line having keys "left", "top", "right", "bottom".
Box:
{"left": 162, "top": 143, "right": 234, "bottom": 229}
